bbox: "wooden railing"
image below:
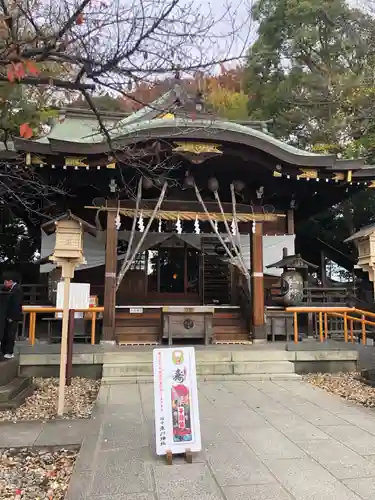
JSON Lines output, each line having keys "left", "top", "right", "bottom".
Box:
{"left": 286, "top": 306, "right": 375, "bottom": 344}
{"left": 21, "top": 284, "right": 50, "bottom": 305}
{"left": 302, "top": 287, "right": 351, "bottom": 306}
{"left": 22, "top": 306, "right": 104, "bottom": 346}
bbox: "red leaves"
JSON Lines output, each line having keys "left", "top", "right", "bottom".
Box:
{"left": 25, "top": 60, "right": 40, "bottom": 75}
{"left": 13, "top": 62, "right": 25, "bottom": 80}
{"left": 19, "top": 123, "right": 33, "bottom": 139}
{"left": 6, "top": 65, "right": 15, "bottom": 83}
{"left": 6, "top": 60, "right": 40, "bottom": 83}
{"left": 76, "top": 13, "right": 84, "bottom": 25}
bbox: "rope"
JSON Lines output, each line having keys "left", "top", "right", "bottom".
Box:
{"left": 214, "top": 188, "right": 249, "bottom": 279}
{"left": 230, "top": 183, "right": 251, "bottom": 290}
{"left": 193, "top": 183, "right": 235, "bottom": 262}
{"left": 116, "top": 182, "right": 168, "bottom": 285}
{"left": 116, "top": 179, "right": 142, "bottom": 289}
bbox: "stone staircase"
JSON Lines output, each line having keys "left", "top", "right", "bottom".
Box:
{"left": 101, "top": 348, "right": 300, "bottom": 384}
{"left": 0, "top": 358, "right": 34, "bottom": 409}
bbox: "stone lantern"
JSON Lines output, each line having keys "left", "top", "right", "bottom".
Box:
{"left": 345, "top": 224, "right": 375, "bottom": 299}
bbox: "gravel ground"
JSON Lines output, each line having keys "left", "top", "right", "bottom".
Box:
{"left": 0, "top": 377, "right": 100, "bottom": 422}
{"left": 0, "top": 448, "right": 77, "bottom": 499}
{"left": 304, "top": 372, "right": 375, "bottom": 408}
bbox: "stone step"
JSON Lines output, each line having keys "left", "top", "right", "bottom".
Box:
{"left": 102, "top": 360, "right": 296, "bottom": 381}
{"left": 0, "top": 379, "right": 34, "bottom": 409}
{"left": 100, "top": 349, "right": 293, "bottom": 364}
{"left": 102, "top": 373, "right": 301, "bottom": 385}
{"left": 0, "top": 358, "right": 18, "bottom": 386}
{"left": 0, "top": 376, "right": 31, "bottom": 403}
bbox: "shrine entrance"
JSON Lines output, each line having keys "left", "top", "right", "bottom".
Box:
{"left": 147, "top": 244, "right": 200, "bottom": 297}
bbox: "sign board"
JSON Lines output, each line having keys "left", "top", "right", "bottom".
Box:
{"left": 56, "top": 282, "right": 90, "bottom": 318}
{"left": 130, "top": 307, "right": 143, "bottom": 314}
{"left": 153, "top": 347, "right": 201, "bottom": 456}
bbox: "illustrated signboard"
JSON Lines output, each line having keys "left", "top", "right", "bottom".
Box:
{"left": 153, "top": 347, "right": 201, "bottom": 456}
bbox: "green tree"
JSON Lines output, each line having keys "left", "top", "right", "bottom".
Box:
{"left": 246, "top": 0, "right": 375, "bottom": 149}
{"left": 245, "top": 0, "right": 375, "bottom": 263}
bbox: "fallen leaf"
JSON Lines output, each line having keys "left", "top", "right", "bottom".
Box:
{"left": 25, "top": 60, "right": 40, "bottom": 75}
{"left": 19, "top": 123, "right": 33, "bottom": 139}
{"left": 13, "top": 62, "right": 25, "bottom": 80}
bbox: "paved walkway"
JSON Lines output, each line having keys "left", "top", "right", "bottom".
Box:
{"left": 0, "top": 418, "right": 88, "bottom": 448}
{"left": 61, "top": 379, "right": 375, "bottom": 500}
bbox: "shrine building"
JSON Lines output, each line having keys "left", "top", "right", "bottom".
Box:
{"left": 12, "top": 84, "right": 375, "bottom": 345}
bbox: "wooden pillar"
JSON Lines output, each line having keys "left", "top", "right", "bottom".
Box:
{"left": 251, "top": 222, "right": 266, "bottom": 342}
{"left": 287, "top": 209, "right": 294, "bottom": 235}
{"left": 103, "top": 209, "right": 117, "bottom": 343}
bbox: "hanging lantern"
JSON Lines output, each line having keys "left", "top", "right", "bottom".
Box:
{"left": 214, "top": 220, "right": 219, "bottom": 232}
{"left": 231, "top": 219, "right": 236, "bottom": 236}
{"left": 252, "top": 221, "right": 256, "bottom": 234}
{"left": 184, "top": 172, "right": 195, "bottom": 188}
{"left": 142, "top": 177, "right": 153, "bottom": 189}
{"left": 194, "top": 215, "right": 200, "bottom": 234}
{"left": 158, "top": 218, "right": 162, "bottom": 233}
{"left": 233, "top": 180, "right": 245, "bottom": 192}
{"left": 208, "top": 177, "right": 219, "bottom": 192}
{"left": 138, "top": 212, "right": 145, "bottom": 232}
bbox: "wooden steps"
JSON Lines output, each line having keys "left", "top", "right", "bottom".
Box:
{"left": 213, "top": 310, "right": 249, "bottom": 342}
{"left": 115, "top": 309, "right": 161, "bottom": 344}
{"left": 115, "top": 307, "right": 249, "bottom": 344}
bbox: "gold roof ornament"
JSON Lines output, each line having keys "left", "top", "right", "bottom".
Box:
{"left": 297, "top": 169, "right": 318, "bottom": 179}
{"left": 64, "top": 156, "right": 89, "bottom": 167}
{"left": 332, "top": 172, "right": 345, "bottom": 181}
{"left": 173, "top": 142, "right": 222, "bottom": 155}
{"left": 158, "top": 112, "right": 175, "bottom": 119}
{"left": 172, "top": 142, "right": 223, "bottom": 165}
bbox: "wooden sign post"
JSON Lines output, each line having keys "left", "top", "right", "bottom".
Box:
{"left": 50, "top": 216, "right": 86, "bottom": 416}
{"left": 153, "top": 347, "right": 201, "bottom": 465}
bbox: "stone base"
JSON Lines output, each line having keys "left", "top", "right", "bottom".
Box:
{"left": 0, "top": 358, "right": 34, "bottom": 409}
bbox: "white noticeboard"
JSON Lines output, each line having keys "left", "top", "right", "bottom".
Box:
{"left": 153, "top": 347, "right": 201, "bottom": 456}
{"left": 56, "top": 282, "right": 90, "bottom": 318}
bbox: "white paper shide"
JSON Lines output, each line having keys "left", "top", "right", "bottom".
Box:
{"left": 153, "top": 347, "right": 201, "bottom": 456}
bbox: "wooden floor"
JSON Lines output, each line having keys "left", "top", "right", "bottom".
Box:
{"left": 115, "top": 306, "right": 249, "bottom": 344}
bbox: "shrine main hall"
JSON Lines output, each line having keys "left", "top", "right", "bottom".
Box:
{"left": 12, "top": 84, "right": 375, "bottom": 345}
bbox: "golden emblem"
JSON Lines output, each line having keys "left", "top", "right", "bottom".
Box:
{"left": 173, "top": 142, "right": 222, "bottom": 155}
{"left": 297, "top": 169, "right": 318, "bottom": 179}
{"left": 64, "top": 157, "right": 89, "bottom": 167}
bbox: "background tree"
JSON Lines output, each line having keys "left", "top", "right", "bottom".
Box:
{"left": 244, "top": 0, "right": 375, "bottom": 265}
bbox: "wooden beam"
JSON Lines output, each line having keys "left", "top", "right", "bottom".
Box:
{"left": 251, "top": 222, "right": 266, "bottom": 342}
{"left": 114, "top": 200, "right": 273, "bottom": 215}
{"left": 287, "top": 209, "right": 295, "bottom": 235}
{"left": 102, "top": 209, "right": 118, "bottom": 342}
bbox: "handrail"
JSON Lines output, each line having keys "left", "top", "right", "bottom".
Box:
{"left": 286, "top": 306, "right": 375, "bottom": 345}
{"left": 22, "top": 306, "right": 104, "bottom": 346}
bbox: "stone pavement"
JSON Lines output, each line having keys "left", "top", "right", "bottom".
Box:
{"left": 0, "top": 418, "right": 88, "bottom": 448}
{"left": 62, "top": 379, "right": 375, "bottom": 500}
